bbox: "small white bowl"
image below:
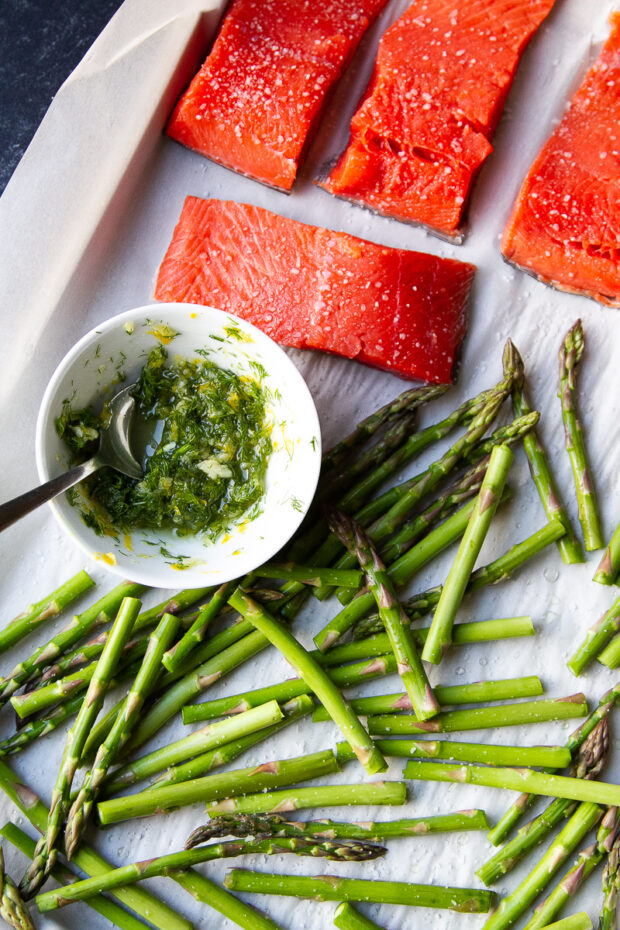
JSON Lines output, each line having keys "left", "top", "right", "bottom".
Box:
{"left": 36, "top": 304, "right": 321, "bottom": 588}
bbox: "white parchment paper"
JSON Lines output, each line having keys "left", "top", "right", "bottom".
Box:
{"left": 1, "top": 1, "right": 620, "bottom": 927}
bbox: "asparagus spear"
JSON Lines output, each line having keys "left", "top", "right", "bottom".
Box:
{"left": 313, "top": 383, "right": 515, "bottom": 604}
{"left": 161, "top": 581, "right": 235, "bottom": 673}
{"left": 0, "top": 570, "right": 95, "bottom": 656}
{"left": 153, "top": 695, "right": 315, "bottom": 789}
{"left": 334, "top": 902, "right": 385, "bottom": 930}
{"left": 229, "top": 589, "right": 387, "bottom": 775}
{"left": 368, "top": 695, "right": 588, "bottom": 734}
{"left": 1, "top": 821, "right": 149, "bottom": 930}
{"left": 568, "top": 595, "right": 620, "bottom": 675}
{"left": 320, "top": 385, "right": 441, "bottom": 476}
{"left": 335, "top": 739, "right": 570, "bottom": 768}
{"left": 20, "top": 596, "right": 141, "bottom": 898}
{"left": 488, "top": 685, "right": 620, "bottom": 847}
{"left": 335, "top": 616, "right": 534, "bottom": 661}
{"left": 523, "top": 805, "right": 620, "bottom": 929}
{"left": 479, "top": 719, "right": 609, "bottom": 885}
{"left": 594, "top": 521, "right": 620, "bottom": 585}
{"left": 36, "top": 835, "right": 385, "bottom": 912}
{"left": 315, "top": 497, "right": 479, "bottom": 651}
{"left": 328, "top": 412, "right": 535, "bottom": 607}
{"left": 101, "top": 700, "right": 284, "bottom": 794}
{"left": 254, "top": 564, "right": 363, "bottom": 588}
{"left": 558, "top": 320, "right": 603, "bottom": 550}
{"left": 64, "top": 612, "right": 182, "bottom": 856}
{"left": 354, "top": 519, "right": 564, "bottom": 639}
{"left": 188, "top": 674, "right": 543, "bottom": 723}
{"left": 423, "top": 444, "right": 513, "bottom": 663}
{"left": 97, "top": 749, "right": 340, "bottom": 825}
{"left": 186, "top": 810, "right": 490, "bottom": 845}
{"left": 223, "top": 870, "right": 497, "bottom": 911}
{"left": 207, "top": 782, "right": 406, "bottom": 816}
{"left": 171, "top": 868, "right": 284, "bottom": 930}
{"left": 505, "top": 339, "right": 583, "bottom": 563}
{"left": 404, "top": 759, "right": 620, "bottom": 806}
{"left": 0, "top": 847, "right": 34, "bottom": 930}
{"left": 0, "top": 759, "right": 191, "bottom": 930}
{"left": 328, "top": 510, "right": 438, "bottom": 720}
{"left": 0, "top": 580, "right": 145, "bottom": 702}
{"left": 600, "top": 830, "right": 620, "bottom": 930}
{"left": 596, "top": 633, "right": 620, "bottom": 669}
{"left": 538, "top": 917, "right": 592, "bottom": 930}
{"left": 0, "top": 693, "right": 84, "bottom": 756}
{"left": 481, "top": 801, "right": 605, "bottom": 930}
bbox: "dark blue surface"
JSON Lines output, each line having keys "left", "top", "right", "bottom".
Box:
{"left": 0, "top": 0, "right": 124, "bottom": 194}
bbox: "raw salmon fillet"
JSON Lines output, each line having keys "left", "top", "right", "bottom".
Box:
{"left": 321, "top": 0, "right": 556, "bottom": 238}
{"left": 166, "top": 0, "right": 389, "bottom": 191}
{"left": 502, "top": 15, "right": 620, "bottom": 307}
{"left": 154, "top": 198, "right": 475, "bottom": 383}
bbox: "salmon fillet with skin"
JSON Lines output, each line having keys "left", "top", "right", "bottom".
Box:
{"left": 321, "top": 0, "right": 557, "bottom": 239}
{"left": 166, "top": 0, "right": 390, "bottom": 191}
{"left": 501, "top": 14, "right": 620, "bottom": 307}
{"left": 154, "top": 198, "right": 475, "bottom": 384}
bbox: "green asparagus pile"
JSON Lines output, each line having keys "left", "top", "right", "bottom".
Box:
{"left": 0, "top": 333, "right": 617, "bottom": 930}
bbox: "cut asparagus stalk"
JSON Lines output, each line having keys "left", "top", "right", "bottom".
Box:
{"left": 523, "top": 805, "right": 620, "bottom": 929}
{"left": 505, "top": 339, "right": 583, "bottom": 564}
{"left": 594, "top": 521, "right": 620, "bottom": 585}
{"left": 481, "top": 801, "right": 604, "bottom": 930}
{"left": 0, "top": 693, "right": 84, "bottom": 756}
{"left": 333, "top": 902, "right": 386, "bottom": 930}
{"left": 538, "top": 917, "right": 592, "bottom": 930}
{"left": 228, "top": 589, "right": 386, "bottom": 775}
{"left": 35, "top": 835, "right": 384, "bottom": 911}
{"left": 423, "top": 444, "right": 514, "bottom": 663}
{"left": 188, "top": 675, "right": 542, "bottom": 723}
{"left": 171, "top": 867, "right": 284, "bottom": 930}
{"left": 102, "top": 700, "right": 284, "bottom": 794}
{"left": 368, "top": 695, "right": 588, "bottom": 734}
{"left": 558, "top": 320, "right": 603, "bottom": 550}
{"left": 64, "top": 612, "right": 181, "bottom": 857}
{"left": 0, "top": 821, "right": 148, "bottom": 930}
{"left": 207, "top": 781, "right": 407, "bottom": 816}
{"left": 597, "top": 633, "right": 620, "bottom": 669}
{"left": 223, "top": 870, "right": 497, "bottom": 912}
{"left": 162, "top": 581, "right": 235, "bottom": 673}
{"left": 0, "top": 759, "right": 191, "bottom": 930}
{"left": 20, "top": 596, "right": 141, "bottom": 898}
{"left": 97, "top": 749, "right": 340, "bottom": 825}
{"left": 0, "top": 570, "right": 95, "bottom": 656}
{"left": 478, "top": 719, "right": 608, "bottom": 886}
{"left": 335, "top": 739, "right": 570, "bottom": 768}
{"left": 187, "top": 810, "right": 490, "bottom": 845}
{"left": 0, "top": 581, "right": 145, "bottom": 703}
{"left": 254, "top": 564, "right": 363, "bottom": 588}
{"left": 328, "top": 509, "right": 438, "bottom": 720}
{"left": 403, "top": 761, "right": 620, "bottom": 807}
{"left": 488, "top": 685, "right": 620, "bottom": 847}
{"left": 154, "top": 695, "right": 315, "bottom": 789}
{"left": 568, "top": 595, "right": 620, "bottom": 675}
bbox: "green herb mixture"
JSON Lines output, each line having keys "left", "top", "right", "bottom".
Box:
{"left": 56, "top": 345, "right": 272, "bottom": 538}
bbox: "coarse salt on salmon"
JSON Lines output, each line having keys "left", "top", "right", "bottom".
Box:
{"left": 166, "top": 0, "right": 389, "bottom": 191}
{"left": 501, "top": 14, "right": 620, "bottom": 307}
{"left": 154, "top": 198, "right": 475, "bottom": 384}
{"left": 321, "top": 0, "right": 556, "bottom": 239}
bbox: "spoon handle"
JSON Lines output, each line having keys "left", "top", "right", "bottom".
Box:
{"left": 0, "top": 459, "right": 101, "bottom": 532}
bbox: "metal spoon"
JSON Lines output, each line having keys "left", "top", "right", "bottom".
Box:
{"left": 0, "top": 384, "right": 142, "bottom": 532}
